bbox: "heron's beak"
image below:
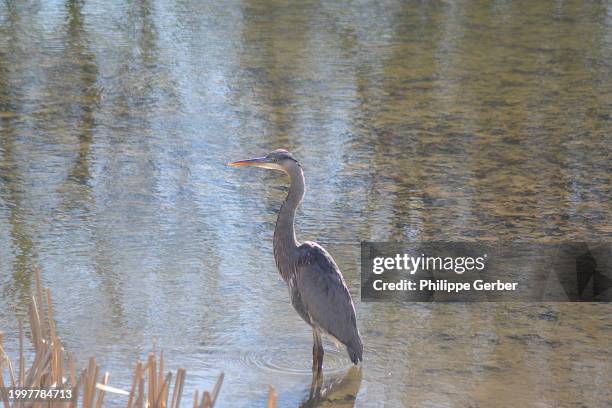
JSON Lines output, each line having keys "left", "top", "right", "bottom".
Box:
{"left": 227, "top": 157, "right": 269, "bottom": 167}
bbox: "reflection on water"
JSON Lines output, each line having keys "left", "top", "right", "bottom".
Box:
{"left": 301, "top": 366, "right": 362, "bottom": 408}
{"left": 0, "top": 0, "right": 610, "bottom": 406}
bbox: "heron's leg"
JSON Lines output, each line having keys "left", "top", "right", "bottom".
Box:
{"left": 312, "top": 329, "right": 324, "bottom": 373}
{"left": 317, "top": 342, "right": 324, "bottom": 373}
{"left": 310, "top": 329, "right": 324, "bottom": 400}
{"left": 312, "top": 329, "right": 319, "bottom": 374}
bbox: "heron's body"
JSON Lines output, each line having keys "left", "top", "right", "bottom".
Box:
{"left": 230, "top": 149, "right": 362, "bottom": 373}
{"left": 283, "top": 241, "right": 363, "bottom": 364}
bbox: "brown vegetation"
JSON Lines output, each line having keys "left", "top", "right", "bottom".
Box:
{"left": 0, "top": 269, "right": 277, "bottom": 408}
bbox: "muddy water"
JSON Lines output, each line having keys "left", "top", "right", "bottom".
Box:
{"left": 0, "top": 0, "right": 610, "bottom": 406}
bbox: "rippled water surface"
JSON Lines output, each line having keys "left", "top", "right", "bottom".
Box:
{"left": 1, "top": 1, "right": 611, "bottom": 406}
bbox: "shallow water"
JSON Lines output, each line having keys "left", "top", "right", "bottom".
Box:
{"left": 0, "top": 0, "right": 610, "bottom": 406}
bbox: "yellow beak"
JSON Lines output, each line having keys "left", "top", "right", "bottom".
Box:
{"left": 227, "top": 157, "right": 268, "bottom": 167}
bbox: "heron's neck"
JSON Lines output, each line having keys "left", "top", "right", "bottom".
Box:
{"left": 273, "top": 165, "right": 304, "bottom": 280}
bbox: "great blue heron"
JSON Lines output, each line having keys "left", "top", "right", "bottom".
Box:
{"left": 229, "top": 149, "right": 363, "bottom": 375}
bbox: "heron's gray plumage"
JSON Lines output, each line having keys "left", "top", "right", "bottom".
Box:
{"left": 230, "top": 149, "right": 362, "bottom": 372}
{"left": 296, "top": 242, "right": 363, "bottom": 364}
{"left": 268, "top": 150, "right": 362, "bottom": 366}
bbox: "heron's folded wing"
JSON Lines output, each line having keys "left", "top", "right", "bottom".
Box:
{"left": 296, "top": 242, "right": 359, "bottom": 347}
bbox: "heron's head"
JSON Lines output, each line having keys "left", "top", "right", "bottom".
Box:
{"left": 228, "top": 149, "right": 300, "bottom": 174}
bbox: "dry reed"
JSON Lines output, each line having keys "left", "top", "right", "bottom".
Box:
{"left": 0, "top": 268, "right": 278, "bottom": 407}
